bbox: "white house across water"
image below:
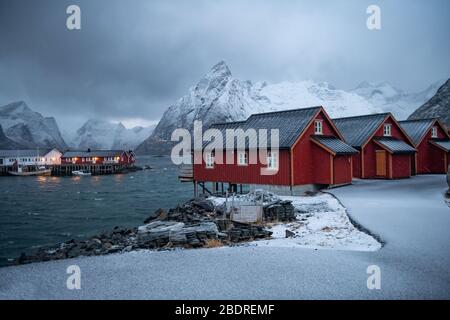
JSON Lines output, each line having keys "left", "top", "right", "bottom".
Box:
{"left": 0, "top": 149, "right": 62, "bottom": 167}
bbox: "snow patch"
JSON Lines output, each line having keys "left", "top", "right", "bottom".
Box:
{"left": 210, "top": 191, "right": 381, "bottom": 252}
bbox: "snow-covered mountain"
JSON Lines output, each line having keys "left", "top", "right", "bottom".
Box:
{"left": 408, "top": 78, "right": 450, "bottom": 127}
{"left": 0, "top": 124, "right": 24, "bottom": 149}
{"left": 351, "top": 80, "right": 444, "bottom": 120}
{"left": 70, "top": 119, "right": 154, "bottom": 150}
{"left": 136, "top": 61, "right": 382, "bottom": 154}
{"left": 0, "top": 101, "right": 67, "bottom": 150}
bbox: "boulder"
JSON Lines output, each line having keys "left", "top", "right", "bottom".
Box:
{"left": 192, "top": 199, "right": 215, "bottom": 212}
{"left": 143, "top": 208, "right": 167, "bottom": 223}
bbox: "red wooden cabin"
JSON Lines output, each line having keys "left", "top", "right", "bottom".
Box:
{"left": 61, "top": 150, "right": 135, "bottom": 165}
{"left": 334, "top": 113, "right": 416, "bottom": 179}
{"left": 193, "top": 106, "right": 357, "bottom": 195}
{"left": 400, "top": 119, "right": 450, "bottom": 174}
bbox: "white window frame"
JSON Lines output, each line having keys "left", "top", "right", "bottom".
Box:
{"left": 383, "top": 124, "right": 392, "bottom": 137}
{"left": 267, "top": 151, "right": 278, "bottom": 170}
{"left": 237, "top": 151, "right": 248, "bottom": 166}
{"left": 431, "top": 126, "right": 438, "bottom": 138}
{"left": 205, "top": 152, "right": 215, "bottom": 169}
{"left": 314, "top": 120, "right": 323, "bottom": 135}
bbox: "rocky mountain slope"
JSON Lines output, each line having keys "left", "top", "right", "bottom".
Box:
{"left": 70, "top": 119, "right": 155, "bottom": 150}
{"left": 0, "top": 101, "right": 67, "bottom": 150}
{"left": 408, "top": 78, "right": 450, "bottom": 127}
{"left": 136, "top": 61, "right": 383, "bottom": 155}
{"left": 0, "top": 124, "right": 24, "bottom": 149}
{"left": 351, "top": 80, "right": 444, "bottom": 120}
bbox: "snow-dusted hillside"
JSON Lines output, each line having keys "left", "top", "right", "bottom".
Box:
{"left": 71, "top": 119, "right": 154, "bottom": 150}
{"left": 351, "top": 80, "right": 444, "bottom": 120}
{"left": 408, "top": 78, "right": 450, "bottom": 127}
{"left": 0, "top": 101, "right": 67, "bottom": 149}
{"left": 136, "top": 61, "right": 382, "bottom": 154}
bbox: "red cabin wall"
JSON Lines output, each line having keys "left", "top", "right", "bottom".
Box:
{"left": 391, "top": 154, "right": 411, "bottom": 179}
{"left": 194, "top": 109, "right": 353, "bottom": 187}
{"left": 416, "top": 124, "right": 447, "bottom": 174}
{"left": 292, "top": 111, "right": 340, "bottom": 185}
{"left": 193, "top": 149, "right": 291, "bottom": 185}
{"left": 333, "top": 155, "right": 353, "bottom": 184}
{"left": 361, "top": 116, "right": 414, "bottom": 179}
{"left": 61, "top": 153, "right": 130, "bottom": 165}
{"left": 310, "top": 145, "right": 332, "bottom": 185}
{"left": 351, "top": 153, "right": 362, "bottom": 178}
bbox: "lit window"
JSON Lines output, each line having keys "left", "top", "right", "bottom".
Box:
{"left": 314, "top": 120, "right": 323, "bottom": 135}
{"left": 238, "top": 151, "right": 248, "bottom": 166}
{"left": 383, "top": 124, "right": 392, "bottom": 136}
{"left": 431, "top": 126, "right": 438, "bottom": 138}
{"left": 205, "top": 152, "right": 215, "bottom": 168}
{"left": 267, "top": 151, "right": 278, "bottom": 170}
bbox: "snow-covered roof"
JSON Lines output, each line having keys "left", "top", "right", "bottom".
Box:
{"left": 373, "top": 137, "right": 416, "bottom": 154}
{"left": 429, "top": 139, "right": 450, "bottom": 152}
{"left": 311, "top": 135, "right": 358, "bottom": 155}
{"left": 0, "top": 149, "right": 51, "bottom": 157}
{"left": 203, "top": 106, "right": 323, "bottom": 149}
{"left": 399, "top": 119, "right": 440, "bottom": 146}
{"left": 333, "top": 113, "right": 390, "bottom": 147}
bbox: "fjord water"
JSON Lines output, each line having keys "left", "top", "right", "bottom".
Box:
{"left": 0, "top": 156, "right": 193, "bottom": 266}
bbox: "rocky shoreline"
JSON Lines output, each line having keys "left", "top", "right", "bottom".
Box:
{"left": 14, "top": 193, "right": 296, "bottom": 265}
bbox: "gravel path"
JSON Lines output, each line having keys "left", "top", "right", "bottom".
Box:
{"left": 1, "top": 175, "right": 449, "bottom": 299}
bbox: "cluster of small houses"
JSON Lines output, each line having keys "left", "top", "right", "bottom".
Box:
{"left": 1, "top": 106, "right": 449, "bottom": 186}
{"left": 191, "top": 106, "right": 450, "bottom": 195}
{"left": 0, "top": 148, "right": 135, "bottom": 175}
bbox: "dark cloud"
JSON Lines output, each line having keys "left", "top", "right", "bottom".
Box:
{"left": 0, "top": 0, "right": 449, "bottom": 131}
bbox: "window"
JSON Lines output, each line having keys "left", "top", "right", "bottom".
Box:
{"left": 267, "top": 151, "right": 278, "bottom": 170}
{"left": 238, "top": 151, "right": 248, "bottom": 166}
{"left": 0, "top": 159, "right": 3, "bottom": 165}
{"left": 431, "top": 126, "right": 438, "bottom": 138}
{"left": 205, "top": 152, "right": 214, "bottom": 168}
{"left": 383, "top": 124, "right": 392, "bottom": 136}
{"left": 314, "top": 120, "right": 323, "bottom": 135}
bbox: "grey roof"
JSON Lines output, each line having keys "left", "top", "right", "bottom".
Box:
{"left": 62, "top": 150, "right": 126, "bottom": 158}
{"left": 399, "top": 119, "right": 436, "bottom": 146}
{"left": 374, "top": 137, "right": 416, "bottom": 154}
{"left": 311, "top": 135, "right": 358, "bottom": 155}
{"left": 430, "top": 139, "right": 450, "bottom": 152}
{"left": 203, "top": 107, "right": 322, "bottom": 150}
{"left": 333, "top": 113, "right": 390, "bottom": 147}
{"left": 0, "top": 149, "right": 51, "bottom": 157}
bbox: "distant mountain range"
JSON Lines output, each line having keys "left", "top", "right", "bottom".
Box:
{"left": 350, "top": 80, "right": 445, "bottom": 120}
{"left": 1, "top": 63, "right": 446, "bottom": 152}
{"left": 136, "top": 61, "right": 444, "bottom": 154}
{"left": 0, "top": 101, "right": 67, "bottom": 150}
{"left": 68, "top": 119, "right": 155, "bottom": 150}
{"left": 0, "top": 101, "right": 155, "bottom": 150}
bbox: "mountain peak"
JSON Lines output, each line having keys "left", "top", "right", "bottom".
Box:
{"left": 0, "top": 101, "right": 31, "bottom": 114}
{"left": 206, "top": 60, "right": 232, "bottom": 79}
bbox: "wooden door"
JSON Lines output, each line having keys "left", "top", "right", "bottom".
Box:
{"left": 376, "top": 150, "right": 387, "bottom": 176}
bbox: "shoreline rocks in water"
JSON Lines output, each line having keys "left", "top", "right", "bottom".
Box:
{"left": 14, "top": 195, "right": 282, "bottom": 266}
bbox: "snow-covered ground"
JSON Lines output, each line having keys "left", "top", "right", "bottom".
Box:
{"left": 210, "top": 192, "right": 381, "bottom": 251}
{"left": 1, "top": 175, "right": 449, "bottom": 299}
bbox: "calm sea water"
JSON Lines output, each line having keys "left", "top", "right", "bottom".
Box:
{"left": 0, "top": 156, "right": 193, "bottom": 266}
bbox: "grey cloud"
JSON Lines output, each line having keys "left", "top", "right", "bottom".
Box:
{"left": 0, "top": 0, "right": 449, "bottom": 131}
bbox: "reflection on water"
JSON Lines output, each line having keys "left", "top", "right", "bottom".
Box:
{"left": 0, "top": 156, "right": 192, "bottom": 266}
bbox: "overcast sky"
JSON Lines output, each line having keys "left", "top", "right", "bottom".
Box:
{"left": 0, "top": 0, "right": 449, "bottom": 132}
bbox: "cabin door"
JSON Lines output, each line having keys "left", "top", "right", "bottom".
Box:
{"left": 375, "top": 150, "right": 387, "bottom": 177}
